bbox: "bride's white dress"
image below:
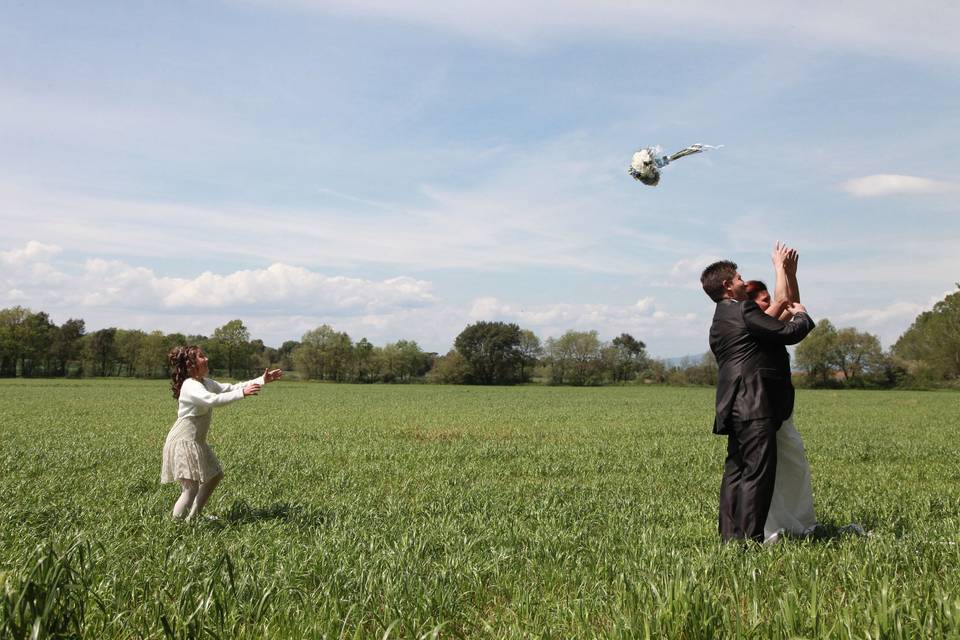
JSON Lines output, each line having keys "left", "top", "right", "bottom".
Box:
{"left": 764, "top": 414, "right": 817, "bottom": 540}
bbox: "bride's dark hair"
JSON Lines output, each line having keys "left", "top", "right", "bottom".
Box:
{"left": 169, "top": 345, "right": 204, "bottom": 398}
{"left": 745, "top": 280, "right": 767, "bottom": 300}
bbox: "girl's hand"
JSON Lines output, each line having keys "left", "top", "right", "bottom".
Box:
{"left": 243, "top": 383, "right": 261, "bottom": 397}
{"left": 263, "top": 368, "right": 283, "bottom": 384}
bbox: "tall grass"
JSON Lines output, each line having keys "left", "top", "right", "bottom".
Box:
{"left": 1, "top": 380, "right": 958, "bottom": 638}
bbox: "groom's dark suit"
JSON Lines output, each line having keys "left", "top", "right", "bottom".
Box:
{"left": 709, "top": 298, "right": 814, "bottom": 542}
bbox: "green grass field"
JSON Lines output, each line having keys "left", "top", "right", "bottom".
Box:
{"left": 1, "top": 380, "right": 959, "bottom": 638}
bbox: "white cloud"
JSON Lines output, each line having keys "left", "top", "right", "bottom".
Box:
{"left": 830, "top": 289, "right": 954, "bottom": 347}
{"left": 0, "top": 241, "right": 436, "bottom": 315}
{"left": 0, "top": 240, "right": 61, "bottom": 265}
{"left": 157, "top": 263, "right": 437, "bottom": 311}
{"left": 842, "top": 174, "right": 952, "bottom": 198}
{"left": 836, "top": 301, "right": 927, "bottom": 326}
{"left": 245, "top": 0, "right": 960, "bottom": 60}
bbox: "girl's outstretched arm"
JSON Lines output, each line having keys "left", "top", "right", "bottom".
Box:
{"left": 180, "top": 377, "right": 253, "bottom": 409}
{"left": 205, "top": 373, "right": 266, "bottom": 394}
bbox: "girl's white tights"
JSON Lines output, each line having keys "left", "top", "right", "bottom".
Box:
{"left": 172, "top": 473, "right": 223, "bottom": 520}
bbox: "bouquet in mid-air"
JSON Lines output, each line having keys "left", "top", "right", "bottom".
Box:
{"left": 629, "top": 143, "right": 722, "bottom": 186}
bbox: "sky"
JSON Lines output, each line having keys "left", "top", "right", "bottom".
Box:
{"left": 2, "top": 1, "right": 958, "bottom": 357}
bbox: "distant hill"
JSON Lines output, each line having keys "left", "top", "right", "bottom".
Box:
{"left": 660, "top": 354, "right": 708, "bottom": 368}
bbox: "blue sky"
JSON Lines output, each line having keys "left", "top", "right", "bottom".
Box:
{"left": 2, "top": 1, "right": 958, "bottom": 356}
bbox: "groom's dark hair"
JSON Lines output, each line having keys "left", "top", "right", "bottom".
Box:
{"left": 701, "top": 260, "right": 738, "bottom": 302}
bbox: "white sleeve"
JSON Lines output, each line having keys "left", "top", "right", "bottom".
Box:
{"left": 180, "top": 378, "right": 245, "bottom": 410}
{"left": 203, "top": 375, "right": 265, "bottom": 394}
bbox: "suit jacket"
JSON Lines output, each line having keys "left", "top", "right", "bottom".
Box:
{"left": 709, "top": 299, "right": 815, "bottom": 434}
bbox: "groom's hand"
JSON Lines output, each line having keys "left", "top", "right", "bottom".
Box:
{"left": 784, "top": 248, "right": 799, "bottom": 275}
{"left": 788, "top": 302, "right": 807, "bottom": 315}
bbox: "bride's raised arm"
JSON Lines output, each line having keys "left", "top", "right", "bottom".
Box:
{"left": 768, "top": 241, "right": 800, "bottom": 321}
{"left": 764, "top": 242, "right": 792, "bottom": 319}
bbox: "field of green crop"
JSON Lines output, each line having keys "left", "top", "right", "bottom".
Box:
{"left": 1, "top": 379, "right": 959, "bottom": 639}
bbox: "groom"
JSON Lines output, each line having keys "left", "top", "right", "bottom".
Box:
{"left": 700, "top": 260, "right": 814, "bottom": 542}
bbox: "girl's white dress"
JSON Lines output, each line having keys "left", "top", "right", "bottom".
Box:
{"left": 764, "top": 414, "right": 817, "bottom": 539}
{"left": 160, "top": 375, "right": 263, "bottom": 484}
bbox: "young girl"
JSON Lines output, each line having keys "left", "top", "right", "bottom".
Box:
{"left": 161, "top": 345, "right": 282, "bottom": 520}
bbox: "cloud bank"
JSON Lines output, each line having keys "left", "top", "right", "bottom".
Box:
{"left": 842, "top": 174, "right": 952, "bottom": 198}
{"left": 1, "top": 241, "right": 436, "bottom": 314}
{"left": 0, "top": 241, "right": 705, "bottom": 353}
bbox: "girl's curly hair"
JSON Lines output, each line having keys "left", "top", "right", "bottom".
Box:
{"left": 169, "top": 345, "right": 204, "bottom": 399}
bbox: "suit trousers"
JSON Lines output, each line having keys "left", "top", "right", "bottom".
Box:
{"left": 719, "top": 417, "right": 781, "bottom": 542}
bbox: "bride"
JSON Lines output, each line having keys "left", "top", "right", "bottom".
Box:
{"left": 746, "top": 242, "right": 818, "bottom": 542}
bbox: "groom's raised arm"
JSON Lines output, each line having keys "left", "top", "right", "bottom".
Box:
{"left": 741, "top": 300, "right": 815, "bottom": 345}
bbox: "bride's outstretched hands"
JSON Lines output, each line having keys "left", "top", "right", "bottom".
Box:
{"left": 772, "top": 241, "right": 790, "bottom": 269}
{"left": 772, "top": 241, "right": 798, "bottom": 273}
{"left": 263, "top": 368, "right": 283, "bottom": 384}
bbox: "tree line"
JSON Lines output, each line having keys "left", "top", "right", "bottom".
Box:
{"left": 1, "top": 286, "right": 958, "bottom": 387}
{"left": 789, "top": 286, "right": 960, "bottom": 388}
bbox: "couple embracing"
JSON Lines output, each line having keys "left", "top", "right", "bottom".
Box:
{"left": 701, "top": 243, "right": 817, "bottom": 544}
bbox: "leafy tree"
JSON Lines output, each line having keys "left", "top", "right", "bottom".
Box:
{"left": 894, "top": 287, "right": 960, "bottom": 381}
{"left": 517, "top": 329, "right": 542, "bottom": 382}
{"left": 427, "top": 349, "right": 470, "bottom": 384}
{"left": 0, "top": 307, "right": 55, "bottom": 377}
{"left": 137, "top": 330, "right": 172, "bottom": 378}
{"left": 641, "top": 358, "right": 669, "bottom": 384}
{"left": 375, "top": 343, "right": 400, "bottom": 382}
{"left": 293, "top": 325, "right": 353, "bottom": 381}
{"left": 165, "top": 333, "right": 188, "bottom": 348}
{"left": 278, "top": 340, "right": 300, "bottom": 372}
{"left": 20, "top": 310, "right": 55, "bottom": 377}
{"left": 454, "top": 321, "right": 524, "bottom": 385}
{"left": 324, "top": 331, "right": 354, "bottom": 381}
{"left": 85, "top": 328, "right": 118, "bottom": 377}
{"left": 50, "top": 318, "right": 85, "bottom": 376}
{"left": 0, "top": 307, "right": 26, "bottom": 376}
{"left": 796, "top": 319, "right": 886, "bottom": 387}
{"left": 399, "top": 340, "right": 431, "bottom": 381}
{"left": 544, "top": 330, "right": 604, "bottom": 386}
{"left": 869, "top": 352, "right": 909, "bottom": 389}
{"left": 795, "top": 319, "right": 839, "bottom": 387}
{"left": 115, "top": 329, "right": 146, "bottom": 377}
{"left": 249, "top": 339, "right": 278, "bottom": 373}
{"left": 376, "top": 340, "right": 429, "bottom": 382}
{"left": 610, "top": 333, "right": 649, "bottom": 382}
{"left": 833, "top": 328, "right": 884, "bottom": 386}
{"left": 211, "top": 320, "right": 253, "bottom": 378}
{"left": 354, "top": 338, "right": 375, "bottom": 382}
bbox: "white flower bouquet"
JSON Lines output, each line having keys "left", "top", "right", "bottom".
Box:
{"left": 629, "top": 143, "right": 721, "bottom": 186}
